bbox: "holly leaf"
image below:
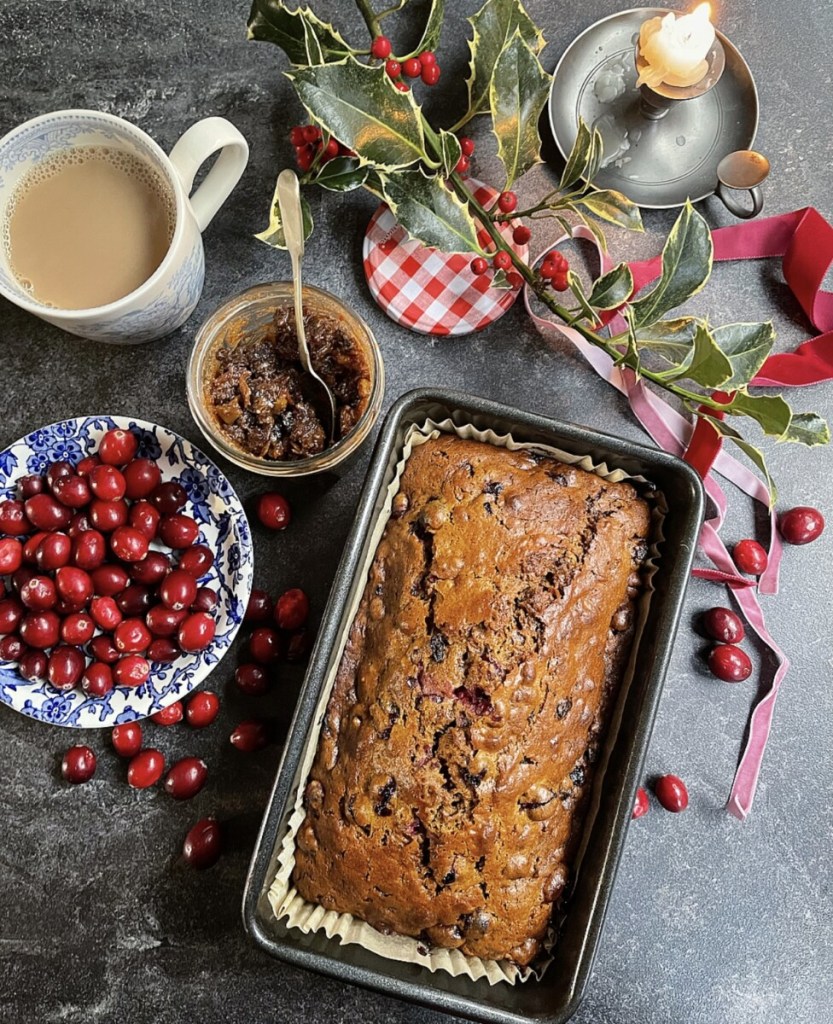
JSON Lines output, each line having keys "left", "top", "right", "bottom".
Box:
{"left": 379, "top": 169, "right": 481, "bottom": 254}
{"left": 255, "top": 176, "right": 314, "bottom": 249}
{"left": 712, "top": 321, "right": 775, "bottom": 389}
{"left": 286, "top": 58, "right": 433, "bottom": 171}
{"left": 630, "top": 201, "right": 712, "bottom": 327}
{"left": 403, "top": 0, "right": 445, "bottom": 58}
{"left": 490, "top": 268, "right": 514, "bottom": 291}
{"left": 438, "top": 129, "right": 462, "bottom": 178}
{"left": 560, "top": 119, "right": 592, "bottom": 190}
{"left": 653, "top": 322, "right": 732, "bottom": 389}
{"left": 724, "top": 391, "right": 792, "bottom": 438}
{"left": 575, "top": 189, "right": 643, "bottom": 232}
{"left": 466, "top": 0, "right": 545, "bottom": 121}
{"left": 780, "top": 412, "right": 830, "bottom": 446}
{"left": 489, "top": 30, "right": 551, "bottom": 189}
{"left": 312, "top": 155, "right": 368, "bottom": 192}
{"left": 566, "top": 271, "right": 599, "bottom": 325}
{"left": 247, "top": 0, "right": 353, "bottom": 64}
{"left": 588, "top": 262, "right": 633, "bottom": 310}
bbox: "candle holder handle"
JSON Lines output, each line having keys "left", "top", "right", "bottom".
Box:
{"left": 715, "top": 150, "right": 770, "bottom": 220}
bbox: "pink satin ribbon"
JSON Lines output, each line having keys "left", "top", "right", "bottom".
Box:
{"left": 523, "top": 207, "right": 833, "bottom": 819}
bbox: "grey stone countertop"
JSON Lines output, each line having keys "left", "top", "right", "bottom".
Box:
{"left": 1, "top": 1, "right": 831, "bottom": 1022}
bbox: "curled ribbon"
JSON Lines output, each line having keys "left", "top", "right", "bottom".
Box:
{"left": 524, "top": 207, "right": 833, "bottom": 819}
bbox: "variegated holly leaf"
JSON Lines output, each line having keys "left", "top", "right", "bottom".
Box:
{"left": 380, "top": 169, "right": 481, "bottom": 254}
{"left": 781, "top": 412, "right": 831, "bottom": 446}
{"left": 565, "top": 271, "right": 599, "bottom": 324}
{"left": 575, "top": 189, "right": 643, "bottom": 232}
{"left": 287, "top": 58, "right": 433, "bottom": 171}
{"left": 652, "top": 322, "right": 732, "bottom": 389}
{"left": 712, "top": 321, "right": 774, "bottom": 388}
{"left": 703, "top": 416, "right": 778, "bottom": 505}
{"left": 438, "top": 129, "right": 462, "bottom": 178}
{"left": 490, "top": 268, "right": 514, "bottom": 290}
{"left": 312, "top": 155, "right": 368, "bottom": 192}
{"left": 255, "top": 177, "right": 314, "bottom": 249}
{"left": 402, "top": 0, "right": 445, "bottom": 59}
{"left": 489, "top": 30, "right": 551, "bottom": 189}
{"left": 630, "top": 201, "right": 712, "bottom": 327}
{"left": 588, "top": 263, "right": 633, "bottom": 310}
{"left": 560, "top": 119, "right": 592, "bottom": 190}
{"left": 247, "top": 0, "right": 353, "bottom": 64}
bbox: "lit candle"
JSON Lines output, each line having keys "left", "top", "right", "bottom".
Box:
{"left": 637, "top": 4, "right": 716, "bottom": 89}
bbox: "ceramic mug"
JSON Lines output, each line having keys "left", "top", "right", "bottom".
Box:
{"left": 0, "top": 109, "right": 249, "bottom": 343}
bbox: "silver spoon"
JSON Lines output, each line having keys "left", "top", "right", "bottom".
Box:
{"left": 276, "top": 168, "right": 337, "bottom": 445}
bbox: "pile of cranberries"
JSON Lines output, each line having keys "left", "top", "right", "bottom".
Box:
{"left": 372, "top": 37, "right": 441, "bottom": 90}
{"left": 0, "top": 428, "right": 219, "bottom": 695}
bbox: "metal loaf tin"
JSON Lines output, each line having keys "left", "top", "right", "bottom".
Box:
{"left": 243, "top": 388, "right": 705, "bottom": 1024}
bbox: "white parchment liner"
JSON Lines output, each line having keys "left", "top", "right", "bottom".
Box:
{"left": 268, "top": 417, "right": 661, "bottom": 985}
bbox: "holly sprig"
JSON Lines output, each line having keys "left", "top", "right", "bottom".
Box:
{"left": 248, "top": 0, "right": 830, "bottom": 478}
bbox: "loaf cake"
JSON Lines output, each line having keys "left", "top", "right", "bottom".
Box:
{"left": 292, "top": 434, "right": 651, "bottom": 967}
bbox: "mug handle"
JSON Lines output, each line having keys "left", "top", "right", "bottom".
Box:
{"left": 168, "top": 117, "right": 249, "bottom": 232}
{"left": 716, "top": 181, "right": 764, "bottom": 220}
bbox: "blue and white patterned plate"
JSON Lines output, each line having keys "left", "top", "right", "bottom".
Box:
{"left": 0, "top": 416, "right": 253, "bottom": 728}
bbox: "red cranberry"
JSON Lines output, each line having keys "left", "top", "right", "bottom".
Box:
{"left": 147, "top": 637, "right": 180, "bottom": 663}
{"left": 0, "top": 634, "right": 26, "bottom": 660}
{"left": 98, "top": 428, "right": 138, "bottom": 466}
{"left": 256, "top": 492, "right": 291, "bottom": 531}
{"left": 146, "top": 605, "right": 187, "bottom": 638}
{"left": 287, "top": 629, "right": 310, "bottom": 662}
{"left": 128, "top": 500, "right": 160, "bottom": 540}
{"left": 61, "top": 745, "right": 96, "bottom": 784}
{"left": 81, "top": 661, "right": 114, "bottom": 697}
{"left": 19, "top": 649, "right": 48, "bottom": 681}
{"left": 127, "top": 748, "right": 165, "bottom": 788}
{"left": 182, "top": 818, "right": 222, "bottom": 869}
{"left": 230, "top": 720, "right": 268, "bottom": 752}
{"left": 76, "top": 455, "right": 100, "bottom": 477}
{"left": 52, "top": 474, "right": 91, "bottom": 509}
{"left": 60, "top": 612, "right": 95, "bottom": 645}
{"left": 0, "top": 597, "right": 24, "bottom": 634}
{"left": 23, "top": 532, "right": 48, "bottom": 564}
{"left": 245, "top": 589, "right": 273, "bottom": 624}
{"left": 158, "top": 570, "right": 197, "bottom": 611}
{"left": 0, "top": 499, "right": 29, "bottom": 535}
{"left": 654, "top": 774, "right": 689, "bottom": 812}
{"left": 249, "top": 627, "right": 281, "bottom": 664}
{"left": 113, "top": 654, "right": 150, "bottom": 688}
{"left": 123, "top": 458, "right": 162, "bottom": 500}
{"left": 151, "top": 700, "right": 183, "bottom": 726}
{"left": 191, "top": 587, "right": 217, "bottom": 613}
{"left": 0, "top": 538, "right": 23, "bottom": 574}
{"left": 18, "top": 474, "right": 44, "bottom": 500}
{"left": 88, "top": 498, "right": 128, "bottom": 532}
{"left": 702, "top": 607, "right": 744, "bottom": 644}
{"left": 129, "top": 551, "right": 170, "bottom": 585}
{"left": 71, "top": 529, "right": 106, "bottom": 571}
{"left": 110, "top": 525, "right": 149, "bottom": 563}
{"left": 25, "top": 493, "right": 71, "bottom": 532}
{"left": 91, "top": 563, "right": 129, "bottom": 596}
{"left": 45, "top": 460, "right": 74, "bottom": 490}
{"left": 632, "top": 786, "right": 650, "bottom": 819}
{"left": 733, "top": 539, "right": 768, "bottom": 575}
{"left": 178, "top": 545, "right": 214, "bottom": 578}
{"left": 12, "top": 568, "right": 36, "bottom": 598}
{"left": 112, "top": 722, "right": 143, "bottom": 758}
{"left": 779, "top": 506, "right": 825, "bottom": 545}
{"left": 67, "top": 512, "right": 94, "bottom": 537}
{"left": 150, "top": 481, "right": 187, "bottom": 515}
{"left": 159, "top": 514, "right": 199, "bottom": 549}
{"left": 235, "top": 663, "right": 270, "bottom": 696}
{"left": 114, "top": 618, "right": 151, "bottom": 654}
{"left": 55, "top": 566, "right": 93, "bottom": 607}
{"left": 708, "top": 644, "right": 752, "bottom": 682}
{"left": 178, "top": 612, "right": 215, "bottom": 653}
{"left": 89, "top": 634, "right": 120, "bottom": 664}
{"left": 35, "top": 532, "right": 71, "bottom": 571}
{"left": 89, "top": 464, "right": 126, "bottom": 501}
{"left": 275, "top": 588, "right": 309, "bottom": 630}
{"left": 164, "top": 757, "right": 207, "bottom": 800}
{"left": 48, "top": 645, "right": 85, "bottom": 689}
{"left": 20, "top": 610, "right": 60, "bottom": 648}
{"left": 116, "top": 584, "right": 153, "bottom": 617}
{"left": 185, "top": 691, "right": 219, "bottom": 728}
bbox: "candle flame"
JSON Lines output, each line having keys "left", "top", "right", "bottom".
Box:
{"left": 693, "top": 3, "right": 712, "bottom": 22}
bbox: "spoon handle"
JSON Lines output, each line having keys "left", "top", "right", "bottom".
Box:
{"left": 276, "top": 169, "right": 312, "bottom": 376}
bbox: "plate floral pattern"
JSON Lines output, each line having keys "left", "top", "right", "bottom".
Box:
{"left": 0, "top": 416, "right": 253, "bottom": 728}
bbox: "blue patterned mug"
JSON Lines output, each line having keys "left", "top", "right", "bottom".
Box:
{"left": 0, "top": 109, "right": 249, "bottom": 343}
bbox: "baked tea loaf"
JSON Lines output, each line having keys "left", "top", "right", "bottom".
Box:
{"left": 293, "top": 435, "right": 651, "bottom": 966}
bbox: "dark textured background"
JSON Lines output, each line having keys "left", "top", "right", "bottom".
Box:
{"left": 1, "top": 2, "right": 832, "bottom": 1022}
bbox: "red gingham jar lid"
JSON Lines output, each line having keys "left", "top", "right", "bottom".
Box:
{"left": 363, "top": 180, "right": 529, "bottom": 337}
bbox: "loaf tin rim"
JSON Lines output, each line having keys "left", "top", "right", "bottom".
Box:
{"left": 242, "top": 387, "right": 705, "bottom": 1024}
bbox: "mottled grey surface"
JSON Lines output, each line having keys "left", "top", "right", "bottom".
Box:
{"left": 1, "top": 1, "right": 832, "bottom": 1022}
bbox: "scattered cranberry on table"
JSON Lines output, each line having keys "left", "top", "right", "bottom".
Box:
{"left": 245, "top": 589, "right": 273, "bottom": 624}
{"left": 249, "top": 627, "right": 282, "bottom": 664}
{"left": 112, "top": 722, "right": 143, "bottom": 758}
{"left": 183, "top": 818, "right": 222, "bottom": 869}
{"left": 654, "top": 774, "right": 689, "bottom": 813}
{"left": 256, "top": 492, "right": 291, "bottom": 531}
{"left": 632, "top": 786, "right": 650, "bottom": 819}
{"left": 702, "top": 607, "right": 745, "bottom": 644}
{"left": 230, "top": 720, "right": 269, "bottom": 753}
{"left": 235, "top": 662, "right": 270, "bottom": 696}
{"left": 779, "top": 505, "right": 825, "bottom": 545}
{"left": 151, "top": 701, "right": 184, "bottom": 726}
{"left": 127, "top": 748, "right": 166, "bottom": 789}
{"left": 733, "top": 538, "right": 768, "bottom": 575}
{"left": 164, "top": 757, "right": 208, "bottom": 800}
{"left": 274, "top": 588, "right": 309, "bottom": 631}
{"left": 61, "top": 745, "right": 97, "bottom": 784}
{"left": 708, "top": 643, "right": 752, "bottom": 683}
{"left": 185, "top": 691, "right": 220, "bottom": 728}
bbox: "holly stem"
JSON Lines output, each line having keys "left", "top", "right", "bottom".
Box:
{"left": 355, "top": 0, "right": 382, "bottom": 39}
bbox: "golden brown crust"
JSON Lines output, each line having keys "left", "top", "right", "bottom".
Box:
{"left": 293, "top": 435, "right": 650, "bottom": 966}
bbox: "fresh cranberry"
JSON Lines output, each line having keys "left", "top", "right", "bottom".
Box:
{"left": 116, "top": 584, "right": 153, "bottom": 616}
{"left": 90, "top": 595, "right": 122, "bottom": 632}
{"left": 98, "top": 428, "right": 138, "bottom": 466}
{"left": 19, "top": 649, "right": 48, "bottom": 681}
{"left": 178, "top": 612, "right": 216, "bottom": 653}
{"left": 110, "top": 525, "right": 149, "bottom": 563}
{"left": 113, "top": 655, "right": 150, "bottom": 688}
{"left": 147, "top": 637, "right": 180, "bottom": 663}
{"left": 513, "top": 225, "right": 531, "bottom": 245}
{"left": 71, "top": 529, "right": 106, "bottom": 571}
{"left": 89, "top": 634, "right": 120, "bottom": 664}
{"left": 114, "top": 618, "right": 152, "bottom": 654}
{"left": 182, "top": 818, "right": 222, "bottom": 869}
{"left": 81, "top": 661, "right": 114, "bottom": 697}
{"left": 127, "top": 748, "right": 165, "bottom": 788}
{"left": 370, "top": 34, "right": 391, "bottom": 58}
{"left": 48, "top": 645, "right": 85, "bottom": 690}
{"left": 18, "top": 474, "right": 44, "bottom": 500}
{"left": 52, "top": 474, "right": 91, "bottom": 509}
{"left": 470, "top": 257, "right": 489, "bottom": 275}
{"left": 55, "top": 566, "right": 93, "bottom": 607}
{"left": 779, "top": 506, "right": 825, "bottom": 545}
{"left": 385, "top": 58, "right": 401, "bottom": 78}
{"left": 632, "top": 786, "right": 650, "bottom": 819}
{"left": 185, "top": 691, "right": 220, "bottom": 728}
{"left": 89, "top": 498, "right": 129, "bottom": 532}
{"left": 0, "top": 538, "right": 23, "bottom": 574}
{"left": 149, "top": 481, "right": 187, "bottom": 516}
{"left": 61, "top": 745, "right": 96, "bottom": 784}
{"left": 0, "top": 597, "right": 24, "bottom": 634}
{"left": 402, "top": 56, "right": 421, "bottom": 77}
{"left": 159, "top": 514, "right": 199, "bottom": 549}
{"left": 191, "top": 587, "right": 217, "bottom": 613}
{"left": 275, "top": 588, "right": 309, "bottom": 630}
{"left": 45, "top": 461, "right": 74, "bottom": 491}
{"left": 24, "top": 493, "right": 71, "bottom": 532}
{"left": 177, "top": 545, "right": 214, "bottom": 578}
{"left": 22, "top": 532, "right": 48, "bottom": 565}
{"left": 89, "top": 464, "right": 126, "bottom": 501}
{"left": 60, "top": 612, "right": 95, "bottom": 645}
{"left": 230, "top": 720, "right": 268, "bottom": 752}
{"left": 256, "top": 493, "right": 291, "bottom": 531}
{"left": 76, "top": 455, "right": 100, "bottom": 477}
{"left": 0, "top": 635, "right": 26, "bottom": 660}
{"left": 20, "top": 611, "right": 60, "bottom": 649}
{"left": 159, "top": 570, "right": 197, "bottom": 611}
{"left": 249, "top": 627, "right": 281, "bottom": 664}
{"left": 12, "top": 568, "right": 36, "bottom": 598}
{"left": 0, "top": 499, "right": 29, "bottom": 535}
{"left": 35, "top": 532, "right": 71, "bottom": 571}
{"left": 67, "top": 512, "right": 94, "bottom": 537}
{"left": 129, "top": 551, "right": 171, "bottom": 585}
{"left": 146, "top": 605, "right": 187, "bottom": 638}
{"left": 245, "top": 589, "right": 273, "bottom": 624}
{"left": 702, "top": 607, "right": 745, "bottom": 644}
{"left": 91, "top": 563, "right": 130, "bottom": 596}
{"left": 708, "top": 644, "right": 752, "bottom": 682}
{"left": 733, "top": 539, "right": 768, "bottom": 575}
{"left": 654, "top": 774, "right": 689, "bottom": 812}
{"left": 164, "top": 757, "right": 208, "bottom": 800}
{"left": 421, "top": 62, "right": 440, "bottom": 85}
{"left": 235, "top": 663, "right": 270, "bottom": 696}
{"left": 123, "top": 458, "right": 162, "bottom": 500}
{"left": 151, "top": 701, "right": 183, "bottom": 726}
{"left": 128, "top": 500, "right": 161, "bottom": 540}
{"left": 112, "top": 722, "right": 143, "bottom": 758}
{"left": 287, "top": 629, "right": 311, "bottom": 662}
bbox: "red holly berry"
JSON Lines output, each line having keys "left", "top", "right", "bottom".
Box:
{"left": 654, "top": 774, "right": 688, "bottom": 812}
{"left": 632, "top": 786, "right": 650, "bottom": 819}
{"left": 421, "top": 63, "right": 440, "bottom": 86}
{"left": 289, "top": 126, "right": 306, "bottom": 147}
{"left": 454, "top": 154, "right": 470, "bottom": 174}
{"left": 507, "top": 272, "right": 524, "bottom": 289}
{"left": 370, "top": 35, "right": 392, "bottom": 59}
{"left": 394, "top": 80, "right": 409, "bottom": 92}
{"left": 470, "top": 257, "right": 489, "bottom": 276}
{"left": 385, "top": 59, "right": 401, "bottom": 78}
{"left": 419, "top": 50, "right": 436, "bottom": 65}
{"left": 512, "top": 225, "right": 531, "bottom": 245}
{"left": 779, "top": 506, "right": 825, "bottom": 545}
{"left": 493, "top": 250, "right": 512, "bottom": 271}
{"left": 295, "top": 145, "right": 314, "bottom": 172}
{"left": 458, "top": 136, "right": 475, "bottom": 157}
{"left": 497, "top": 191, "right": 518, "bottom": 213}
{"left": 302, "top": 124, "right": 321, "bottom": 144}
{"left": 733, "top": 539, "right": 768, "bottom": 575}
{"left": 402, "top": 57, "right": 422, "bottom": 78}
{"left": 552, "top": 273, "right": 570, "bottom": 292}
